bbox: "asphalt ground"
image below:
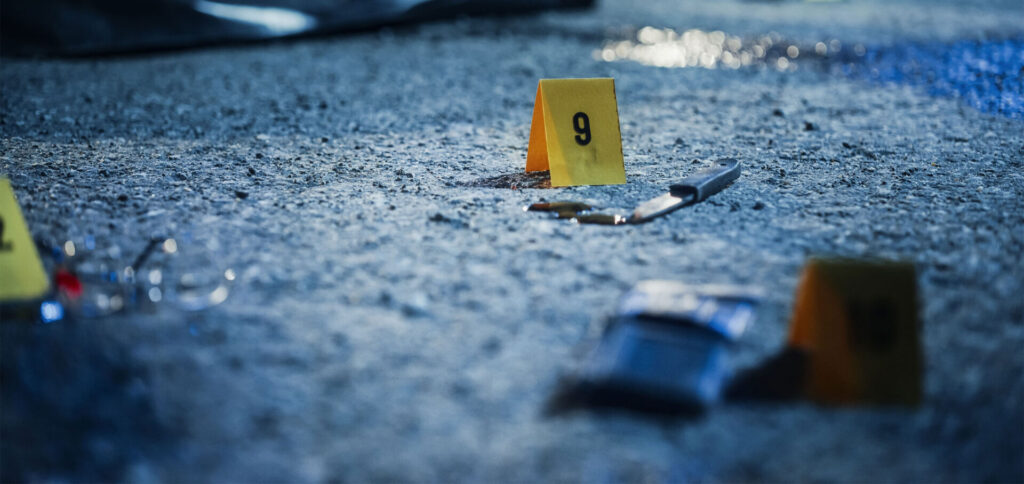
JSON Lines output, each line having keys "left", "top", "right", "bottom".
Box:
{"left": 2, "top": 0, "right": 1023, "bottom": 482}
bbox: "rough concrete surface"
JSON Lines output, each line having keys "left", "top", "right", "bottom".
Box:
{"left": 2, "top": 0, "right": 1023, "bottom": 482}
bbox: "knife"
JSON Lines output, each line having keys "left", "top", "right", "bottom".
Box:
{"left": 528, "top": 158, "right": 741, "bottom": 225}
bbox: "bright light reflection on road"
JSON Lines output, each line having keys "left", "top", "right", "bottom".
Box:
{"left": 595, "top": 27, "right": 842, "bottom": 72}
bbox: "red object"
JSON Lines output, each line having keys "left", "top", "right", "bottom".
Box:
{"left": 55, "top": 269, "right": 83, "bottom": 299}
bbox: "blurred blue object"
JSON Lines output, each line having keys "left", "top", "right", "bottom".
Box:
{"left": 39, "top": 301, "right": 64, "bottom": 323}
{"left": 554, "top": 281, "right": 760, "bottom": 416}
{"left": 578, "top": 319, "right": 730, "bottom": 414}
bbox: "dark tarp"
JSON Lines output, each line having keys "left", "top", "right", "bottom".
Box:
{"left": 1, "top": 0, "right": 594, "bottom": 56}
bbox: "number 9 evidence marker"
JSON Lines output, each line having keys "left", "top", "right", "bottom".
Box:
{"left": 526, "top": 78, "right": 626, "bottom": 187}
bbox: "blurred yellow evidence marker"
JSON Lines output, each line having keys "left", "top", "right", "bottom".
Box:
{"left": 788, "top": 258, "right": 923, "bottom": 406}
{"left": 526, "top": 78, "right": 626, "bottom": 187}
{"left": 0, "top": 178, "right": 49, "bottom": 302}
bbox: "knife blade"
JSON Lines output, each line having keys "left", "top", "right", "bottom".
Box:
{"left": 628, "top": 158, "right": 740, "bottom": 223}
{"left": 527, "top": 158, "right": 741, "bottom": 225}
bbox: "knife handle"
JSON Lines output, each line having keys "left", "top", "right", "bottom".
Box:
{"left": 669, "top": 158, "right": 741, "bottom": 202}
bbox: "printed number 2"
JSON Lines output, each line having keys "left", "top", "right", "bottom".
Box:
{"left": 847, "top": 299, "right": 897, "bottom": 352}
{"left": 573, "top": 112, "right": 591, "bottom": 146}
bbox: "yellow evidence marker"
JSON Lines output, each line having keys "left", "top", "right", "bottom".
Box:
{"left": 526, "top": 78, "right": 626, "bottom": 187}
{"left": 787, "top": 258, "right": 923, "bottom": 406}
{"left": 0, "top": 178, "right": 50, "bottom": 302}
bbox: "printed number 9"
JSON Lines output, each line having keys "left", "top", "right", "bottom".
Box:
{"left": 573, "top": 112, "right": 591, "bottom": 146}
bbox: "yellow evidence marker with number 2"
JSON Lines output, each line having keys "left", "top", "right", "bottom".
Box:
{"left": 787, "top": 258, "right": 923, "bottom": 406}
{"left": 0, "top": 178, "right": 50, "bottom": 302}
{"left": 526, "top": 78, "right": 626, "bottom": 187}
